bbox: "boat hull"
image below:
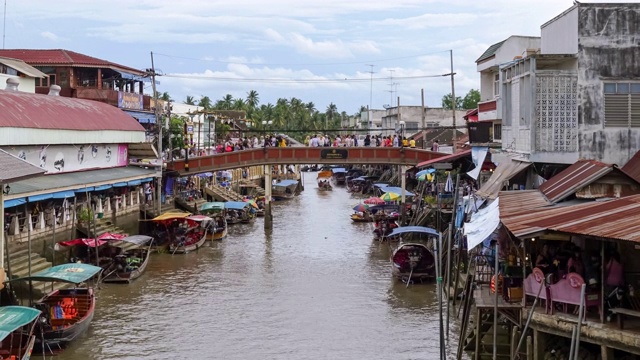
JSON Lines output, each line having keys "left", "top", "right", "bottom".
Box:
{"left": 207, "top": 227, "right": 227, "bottom": 241}
{"left": 169, "top": 234, "right": 207, "bottom": 254}
{"left": 34, "top": 288, "right": 95, "bottom": 354}
{"left": 103, "top": 249, "right": 151, "bottom": 284}
{"left": 391, "top": 244, "right": 436, "bottom": 283}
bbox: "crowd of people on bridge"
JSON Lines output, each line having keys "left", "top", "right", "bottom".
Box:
{"left": 303, "top": 134, "right": 429, "bottom": 150}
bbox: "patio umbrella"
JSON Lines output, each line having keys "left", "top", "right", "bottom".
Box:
{"left": 364, "top": 197, "right": 385, "bottom": 205}
{"left": 416, "top": 168, "right": 436, "bottom": 178}
{"left": 380, "top": 192, "right": 400, "bottom": 202}
{"left": 243, "top": 199, "right": 259, "bottom": 209}
{"left": 352, "top": 204, "right": 369, "bottom": 212}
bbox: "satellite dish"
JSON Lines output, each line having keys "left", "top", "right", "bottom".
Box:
{"left": 383, "top": 104, "right": 391, "bottom": 109}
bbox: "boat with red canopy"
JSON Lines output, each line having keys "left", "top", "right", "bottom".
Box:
{"left": 150, "top": 214, "right": 212, "bottom": 254}
{"left": 385, "top": 226, "right": 439, "bottom": 284}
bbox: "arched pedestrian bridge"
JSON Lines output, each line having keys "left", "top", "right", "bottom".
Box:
{"left": 165, "top": 147, "right": 446, "bottom": 175}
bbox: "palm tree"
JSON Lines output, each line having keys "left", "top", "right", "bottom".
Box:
{"left": 161, "top": 92, "right": 171, "bottom": 101}
{"left": 221, "top": 94, "right": 234, "bottom": 110}
{"left": 246, "top": 90, "right": 260, "bottom": 110}
{"left": 306, "top": 102, "right": 316, "bottom": 115}
{"left": 325, "top": 103, "right": 337, "bottom": 129}
{"left": 185, "top": 95, "right": 196, "bottom": 105}
{"left": 233, "top": 99, "right": 246, "bottom": 111}
{"left": 198, "top": 96, "right": 212, "bottom": 109}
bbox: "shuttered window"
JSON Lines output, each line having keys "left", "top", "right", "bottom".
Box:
{"left": 604, "top": 82, "right": 640, "bottom": 127}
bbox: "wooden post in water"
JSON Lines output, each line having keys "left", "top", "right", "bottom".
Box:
{"left": 400, "top": 165, "right": 406, "bottom": 225}
{"left": 492, "top": 241, "right": 499, "bottom": 360}
{"left": 51, "top": 208, "right": 56, "bottom": 267}
{"left": 264, "top": 165, "right": 273, "bottom": 231}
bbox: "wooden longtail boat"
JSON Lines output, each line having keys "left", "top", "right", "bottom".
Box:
{"left": 200, "top": 202, "right": 228, "bottom": 240}
{"left": 102, "top": 235, "right": 154, "bottom": 283}
{"left": 8, "top": 264, "right": 102, "bottom": 355}
{"left": 384, "top": 226, "right": 439, "bottom": 283}
{"left": 317, "top": 171, "right": 333, "bottom": 191}
{"left": 168, "top": 215, "right": 211, "bottom": 254}
{"left": 0, "top": 306, "right": 41, "bottom": 360}
{"left": 272, "top": 180, "right": 299, "bottom": 200}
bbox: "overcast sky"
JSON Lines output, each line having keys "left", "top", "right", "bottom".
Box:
{"left": 3, "top": 0, "right": 632, "bottom": 113}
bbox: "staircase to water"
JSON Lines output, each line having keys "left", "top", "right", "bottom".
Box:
{"left": 6, "top": 248, "right": 69, "bottom": 298}
{"left": 205, "top": 184, "right": 244, "bottom": 202}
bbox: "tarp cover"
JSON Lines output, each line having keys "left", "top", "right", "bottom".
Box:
{"left": 331, "top": 168, "right": 347, "bottom": 173}
{"left": 225, "top": 201, "right": 250, "bottom": 210}
{"left": 152, "top": 211, "right": 191, "bottom": 222}
{"left": 118, "top": 235, "right": 154, "bottom": 246}
{"left": 387, "top": 226, "right": 440, "bottom": 237}
{"left": 0, "top": 306, "right": 41, "bottom": 341}
{"left": 201, "top": 202, "right": 225, "bottom": 212}
{"left": 381, "top": 187, "right": 415, "bottom": 197}
{"left": 58, "top": 238, "right": 107, "bottom": 248}
{"left": 274, "top": 180, "right": 298, "bottom": 187}
{"left": 464, "top": 198, "right": 500, "bottom": 252}
{"left": 9, "top": 263, "right": 102, "bottom": 284}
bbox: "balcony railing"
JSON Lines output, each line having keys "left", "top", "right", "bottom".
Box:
{"left": 76, "top": 88, "right": 151, "bottom": 111}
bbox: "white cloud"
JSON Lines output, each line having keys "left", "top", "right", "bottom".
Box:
{"left": 40, "top": 31, "right": 61, "bottom": 41}
{"left": 377, "top": 13, "right": 480, "bottom": 30}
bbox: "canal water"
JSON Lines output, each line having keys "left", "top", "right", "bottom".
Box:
{"left": 61, "top": 174, "right": 463, "bottom": 360}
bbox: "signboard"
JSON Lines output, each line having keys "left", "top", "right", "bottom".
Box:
{"left": 6, "top": 144, "right": 128, "bottom": 174}
{"left": 117, "top": 92, "right": 143, "bottom": 110}
{"left": 432, "top": 163, "right": 452, "bottom": 170}
{"left": 320, "top": 149, "right": 348, "bottom": 160}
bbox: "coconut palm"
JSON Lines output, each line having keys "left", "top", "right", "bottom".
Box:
{"left": 185, "top": 95, "right": 196, "bottom": 105}
{"left": 246, "top": 90, "right": 260, "bottom": 110}
{"left": 233, "top": 98, "right": 246, "bottom": 111}
{"left": 198, "top": 96, "right": 212, "bottom": 109}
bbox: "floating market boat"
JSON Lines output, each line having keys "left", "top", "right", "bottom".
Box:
{"left": 8, "top": 263, "right": 103, "bottom": 355}
{"left": 331, "top": 168, "right": 347, "bottom": 185}
{"left": 167, "top": 215, "right": 212, "bottom": 254}
{"left": 102, "top": 235, "right": 154, "bottom": 283}
{"left": 225, "top": 202, "right": 255, "bottom": 224}
{"left": 0, "top": 306, "right": 41, "bottom": 360}
{"left": 200, "top": 202, "right": 228, "bottom": 240}
{"left": 272, "top": 179, "right": 299, "bottom": 200}
{"left": 385, "top": 226, "right": 438, "bottom": 283}
{"left": 317, "top": 170, "right": 333, "bottom": 191}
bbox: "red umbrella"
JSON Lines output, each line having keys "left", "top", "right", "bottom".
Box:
{"left": 364, "top": 197, "right": 385, "bottom": 205}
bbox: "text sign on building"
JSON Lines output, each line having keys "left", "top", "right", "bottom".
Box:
{"left": 320, "top": 149, "right": 348, "bottom": 160}
{"left": 118, "top": 92, "right": 143, "bottom": 110}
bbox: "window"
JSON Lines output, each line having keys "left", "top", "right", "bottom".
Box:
{"left": 604, "top": 82, "right": 640, "bottom": 127}
{"left": 494, "top": 73, "right": 500, "bottom": 97}
{"left": 35, "top": 76, "right": 50, "bottom": 87}
{"left": 49, "top": 74, "right": 56, "bottom": 86}
{"left": 493, "top": 124, "right": 502, "bottom": 140}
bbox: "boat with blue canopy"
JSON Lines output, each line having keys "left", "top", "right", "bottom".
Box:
{"left": 0, "top": 306, "right": 41, "bottom": 360}
{"left": 7, "top": 263, "right": 102, "bottom": 355}
{"left": 385, "top": 226, "right": 439, "bottom": 284}
{"left": 272, "top": 179, "right": 299, "bottom": 200}
{"left": 225, "top": 201, "right": 255, "bottom": 224}
{"left": 331, "top": 168, "right": 347, "bottom": 185}
{"left": 200, "top": 202, "right": 228, "bottom": 240}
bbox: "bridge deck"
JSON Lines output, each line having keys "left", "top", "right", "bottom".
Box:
{"left": 165, "top": 147, "right": 447, "bottom": 175}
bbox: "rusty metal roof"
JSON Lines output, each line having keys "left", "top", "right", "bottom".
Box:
{"left": 476, "top": 159, "right": 531, "bottom": 200}
{"left": 416, "top": 149, "right": 471, "bottom": 168}
{"left": 499, "top": 190, "right": 551, "bottom": 216}
{"left": 622, "top": 150, "right": 640, "bottom": 183}
{"left": 0, "top": 49, "right": 145, "bottom": 75}
{"left": 539, "top": 160, "right": 637, "bottom": 203}
{"left": 501, "top": 194, "right": 640, "bottom": 243}
{"left": 0, "top": 149, "right": 45, "bottom": 183}
{"left": 0, "top": 90, "right": 145, "bottom": 132}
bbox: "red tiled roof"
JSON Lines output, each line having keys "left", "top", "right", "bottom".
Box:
{"left": 538, "top": 159, "right": 639, "bottom": 203}
{"left": 0, "top": 49, "right": 145, "bottom": 75}
{"left": 416, "top": 149, "right": 471, "bottom": 168}
{"left": 0, "top": 89, "right": 145, "bottom": 132}
{"left": 464, "top": 108, "right": 478, "bottom": 122}
{"left": 622, "top": 150, "right": 640, "bottom": 183}
{"left": 501, "top": 194, "right": 640, "bottom": 243}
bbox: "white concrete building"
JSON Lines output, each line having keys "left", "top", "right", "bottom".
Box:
{"left": 0, "top": 56, "right": 47, "bottom": 93}
{"left": 379, "top": 106, "right": 467, "bottom": 137}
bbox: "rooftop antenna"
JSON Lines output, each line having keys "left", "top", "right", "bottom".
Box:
{"left": 2, "top": 0, "right": 6, "bottom": 49}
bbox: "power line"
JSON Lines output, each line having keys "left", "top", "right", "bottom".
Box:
{"left": 154, "top": 49, "right": 451, "bottom": 67}
{"left": 162, "top": 73, "right": 447, "bottom": 83}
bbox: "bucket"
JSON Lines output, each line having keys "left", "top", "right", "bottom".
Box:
{"left": 97, "top": 212, "right": 104, "bottom": 219}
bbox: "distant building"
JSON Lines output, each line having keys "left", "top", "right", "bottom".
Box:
{"left": 0, "top": 56, "right": 47, "bottom": 93}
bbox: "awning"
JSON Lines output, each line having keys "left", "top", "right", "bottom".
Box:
{"left": 124, "top": 110, "right": 156, "bottom": 124}
{"left": 114, "top": 69, "right": 148, "bottom": 82}
{"left": 475, "top": 159, "right": 532, "bottom": 199}
{"left": 75, "top": 187, "right": 94, "bottom": 193}
{"left": 94, "top": 184, "right": 112, "bottom": 191}
{"left": 3, "top": 198, "right": 26, "bottom": 208}
{"left": 28, "top": 194, "right": 52, "bottom": 202}
{"left": 51, "top": 190, "right": 75, "bottom": 199}
{"left": 464, "top": 198, "right": 500, "bottom": 251}
{"left": 113, "top": 182, "right": 128, "bottom": 187}
{"left": 0, "top": 57, "right": 46, "bottom": 78}
{"left": 127, "top": 180, "right": 142, "bottom": 186}
{"left": 141, "top": 178, "right": 154, "bottom": 183}
{"left": 416, "top": 149, "right": 472, "bottom": 168}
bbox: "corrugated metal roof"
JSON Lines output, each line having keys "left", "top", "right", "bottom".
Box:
{"left": 0, "top": 56, "right": 46, "bottom": 78}
{"left": 416, "top": 149, "right": 471, "bottom": 168}
{"left": 622, "top": 150, "right": 640, "bottom": 183}
{"left": 498, "top": 190, "right": 551, "bottom": 216}
{"left": 476, "top": 159, "right": 531, "bottom": 199}
{"left": 5, "top": 166, "right": 156, "bottom": 199}
{"left": 0, "top": 49, "right": 145, "bottom": 75}
{"left": 501, "top": 194, "right": 640, "bottom": 243}
{"left": 0, "top": 149, "right": 45, "bottom": 183}
{"left": 0, "top": 89, "right": 145, "bottom": 132}
{"left": 538, "top": 160, "right": 631, "bottom": 203}
{"left": 476, "top": 40, "right": 506, "bottom": 63}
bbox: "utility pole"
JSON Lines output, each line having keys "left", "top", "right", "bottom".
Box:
{"left": 149, "top": 51, "right": 162, "bottom": 213}
{"left": 421, "top": 88, "right": 426, "bottom": 149}
{"left": 367, "top": 64, "right": 375, "bottom": 136}
{"left": 167, "top": 101, "right": 173, "bottom": 163}
{"left": 388, "top": 70, "right": 395, "bottom": 105}
{"left": 2, "top": 0, "right": 7, "bottom": 49}
{"left": 450, "top": 50, "right": 457, "bottom": 154}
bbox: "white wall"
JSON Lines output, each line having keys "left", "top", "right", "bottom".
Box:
{"left": 0, "top": 74, "right": 36, "bottom": 93}
{"left": 541, "top": 6, "right": 578, "bottom": 55}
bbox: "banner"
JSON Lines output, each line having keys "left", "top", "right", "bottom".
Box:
{"left": 467, "top": 146, "right": 488, "bottom": 180}
{"left": 7, "top": 143, "right": 128, "bottom": 174}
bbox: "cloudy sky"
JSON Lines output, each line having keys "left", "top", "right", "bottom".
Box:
{"left": 2, "top": 0, "right": 627, "bottom": 113}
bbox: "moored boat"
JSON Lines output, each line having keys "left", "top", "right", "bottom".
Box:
{"left": 102, "top": 235, "right": 154, "bottom": 283}
{"left": 8, "top": 263, "right": 103, "bottom": 355}
{"left": 225, "top": 201, "right": 255, "bottom": 224}
{"left": 317, "top": 170, "right": 333, "bottom": 191}
{"left": 385, "top": 226, "right": 439, "bottom": 284}
{"left": 168, "top": 215, "right": 212, "bottom": 254}
{"left": 200, "top": 202, "right": 228, "bottom": 240}
{"left": 0, "top": 306, "right": 41, "bottom": 360}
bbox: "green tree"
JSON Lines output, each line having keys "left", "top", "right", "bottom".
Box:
{"left": 441, "top": 93, "right": 463, "bottom": 110}
{"left": 160, "top": 92, "right": 171, "bottom": 101}
{"left": 246, "top": 90, "right": 260, "bottom": 109}
{"left": 462, "top": 89, "right": 481, "bottom": 110}
{"left": 198, "top": 96, "right": 212, "bottom": 109}
{"left": 185, "top": 95, "right": 196, "bottom": 105}
{"left": 162, "top": 116, "right": 187, "bottom": 155}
